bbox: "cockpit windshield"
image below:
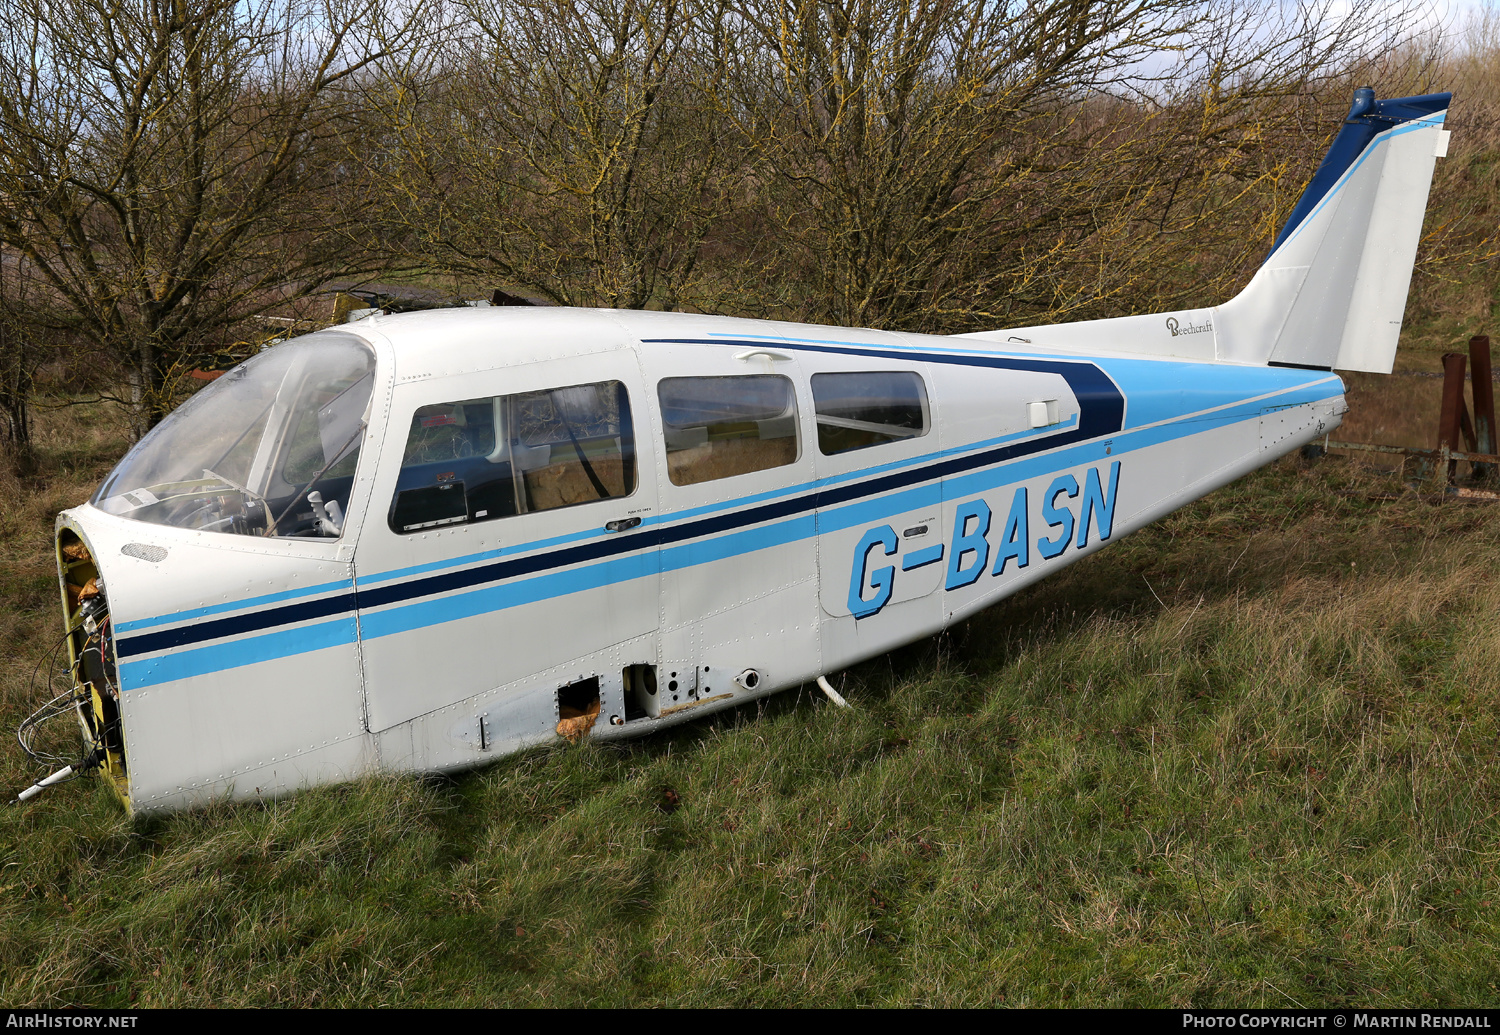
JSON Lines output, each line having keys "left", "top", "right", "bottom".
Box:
{"left": 92, "top": 333, "right": 376, "bottom": 538}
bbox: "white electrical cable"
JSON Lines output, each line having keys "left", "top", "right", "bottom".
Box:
{"left": 15, "top": 765, "right": 75, "bottom": 803}
{"left": 816, "top": 676, "right": 850, "bottom": 709}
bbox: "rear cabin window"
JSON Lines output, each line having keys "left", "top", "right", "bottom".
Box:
{"left": 658, "top": 375, "right": 799, "bottom": 486}
{"left": 389, "top": 381, "right": 635, "bottom": 534}
{"left": 811, "top": 371, "right": 929, "bottom": 455}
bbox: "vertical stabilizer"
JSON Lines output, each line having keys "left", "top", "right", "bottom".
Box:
{"left": 1215, "top": 89, "right": 1451, "bottom": 373}
{"left": 958, "top": 89, "right": 1451, "bottom": 372}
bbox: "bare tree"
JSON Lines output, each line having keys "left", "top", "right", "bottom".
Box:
{"left": 0, "top": 247, "right": 43, "bottom": 468}
{"left": 361, "top": 0, "right": 1431, "bottom": 332}
{"left": 0, "top": 0, "right": 420, "bottom": 437}
{"left": 366, "top": 0, "right": 754, "bottom": 311}
{"left": 716, "top": 0, "right": 1428, "bottom": 333}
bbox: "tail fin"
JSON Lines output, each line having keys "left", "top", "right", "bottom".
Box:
{"left": 1215, "top": 89, "right": 1451, "bottom": 372}
{"left": 958, "top": 89, "right": 1450, "bottom": 373}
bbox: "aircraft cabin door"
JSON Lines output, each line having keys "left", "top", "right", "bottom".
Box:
{"left": 636, "top": 344, "right": 821, "bottom": 712}
{"left": 352, "top": 348, "right": 659, "bottom": 749}
{"left": 809, "top": 360, "right": 945, "bottom": 667}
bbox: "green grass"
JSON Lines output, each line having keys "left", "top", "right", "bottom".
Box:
{"left": 2, "top": 395, "right": 1499, "bottom": 1007}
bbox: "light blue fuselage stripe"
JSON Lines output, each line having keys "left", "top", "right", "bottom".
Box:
{"left": 119, "top": 617, "right": 359, "bottom": 689}
{"left": 358, "top": 415, "right": 1081, "bottom": 588}
{"left": 358, "top": 551, "right": 661, "bottom": 640}
{"left": 118, "top": 351, "right": 1316, "bottom": 636}
{"left": 119, "top": 374, "right": 1341, "bottom": 690}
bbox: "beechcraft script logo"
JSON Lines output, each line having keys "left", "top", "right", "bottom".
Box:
{"left": 1166, "top": 316, "right": 1213, "bottom": 337}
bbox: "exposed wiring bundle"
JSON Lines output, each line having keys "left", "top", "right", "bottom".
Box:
{"left": 12, "top": 616, "right": 106, "bottom": 805}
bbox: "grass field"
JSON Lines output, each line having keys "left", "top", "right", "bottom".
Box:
{"left": 1, "top": 377, "right": 1498, "bottom": 1007}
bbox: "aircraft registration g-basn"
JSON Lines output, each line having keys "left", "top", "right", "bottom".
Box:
{"left": 23, "top": 89, "right": 1451, "bottom": 813}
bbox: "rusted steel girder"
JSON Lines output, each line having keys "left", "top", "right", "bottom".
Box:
{"left": 1439, "top": 351, "right": 1469, "bottom": 483}
{"left": 1469, "top": 335, "right": 1495, "bottom": 480}
{"left": 1319, "top": 334, "right": 1498, "bottom": 494}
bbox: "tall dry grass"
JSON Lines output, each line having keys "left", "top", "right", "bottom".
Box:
{"left": 1, "top": 385, "right": 1497, "bottom": 1006}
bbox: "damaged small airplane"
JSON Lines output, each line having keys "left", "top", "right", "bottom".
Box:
{"left": 23, "top": 89, "right": 1452, "bottom": 813}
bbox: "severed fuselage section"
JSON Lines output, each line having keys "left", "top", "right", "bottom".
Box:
{"left": 36, "top": 334, "right": 378, "bottom": 807}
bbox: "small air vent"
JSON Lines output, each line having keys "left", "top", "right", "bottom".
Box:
{"left": 120, "top": 543, "right": 168, "bottom": 563}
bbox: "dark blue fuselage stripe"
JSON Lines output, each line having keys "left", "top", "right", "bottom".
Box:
{"left": 120, "top": 591, "right": 357, "bottom": 657}
{"left": 115, "top": 342, "right": 1125, "bottom": 660}
{"left": 650, "top": 338, "right": 1126, "bottom": 440}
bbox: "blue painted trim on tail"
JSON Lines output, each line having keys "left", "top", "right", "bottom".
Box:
{"left": 1267, "top": 89, "right": 1450, "bottom": 260}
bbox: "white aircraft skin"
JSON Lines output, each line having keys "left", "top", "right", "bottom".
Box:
{"left": 47, "top": 90, "right": 1451, "bottom": 814}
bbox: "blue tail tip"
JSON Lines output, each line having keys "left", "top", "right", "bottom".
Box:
{"left": 1347, "top": 87, "right": 1451, "bottom": 124}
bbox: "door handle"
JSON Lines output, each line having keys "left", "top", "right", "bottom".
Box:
{"left": 605, "top": 517, "right": 642, "bottom": 533}
{"left": 734, "top": 349, "right": 792, "bottom": 363}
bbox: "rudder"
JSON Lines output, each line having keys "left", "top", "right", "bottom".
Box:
{"left": 956, "top": 89, "right": 1451, "bottom": 374}
{"left": 1215, "top": 89, "right": 1451, "bottom": 373}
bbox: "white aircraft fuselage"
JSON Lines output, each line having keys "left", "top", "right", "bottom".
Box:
{"left": 45, "top": 89, "right": 1451, "bottom": 813}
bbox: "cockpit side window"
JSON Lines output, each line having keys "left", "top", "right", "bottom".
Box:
{"left": 811, "top": 371, "right": 929, "bottom": 455}
{"left": 389, "top": 380, "right": 635, "bottom": 534}
{"left": 657, "top": 375, "right": 799, "bottom": 486}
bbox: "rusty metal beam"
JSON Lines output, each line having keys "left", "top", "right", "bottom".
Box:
{"left": 1439, "top": 352, "right": 1468, "bottom": 483}
{"left": 1471, "top": 335, "right": 1495, "bottom": 481}
{"left": 1326, "top": 440, "right": 1500, "bottom": 465}
{"left": 1317, "top": 334, "right": 1500, "bottom": 492}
